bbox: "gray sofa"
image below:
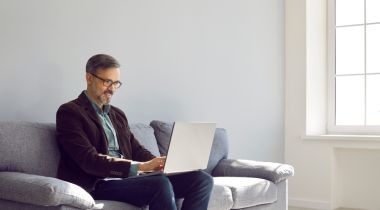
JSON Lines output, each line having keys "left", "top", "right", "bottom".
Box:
{"left": 0, "top": 121, "right": 294, "bottom": 210}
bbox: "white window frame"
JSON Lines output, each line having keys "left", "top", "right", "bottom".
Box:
{"left": 327, "top": 0, "right": 380, "bottom": 135}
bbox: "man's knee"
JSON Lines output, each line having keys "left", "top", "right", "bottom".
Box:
{"left": 150, "top": 175, "right": 176, "bottom": 205}
{"left": 193, "top": 171, "right": 214, "bottom": 189}
{"left": 152, "top": 175, "right": 174, "bottom": 192}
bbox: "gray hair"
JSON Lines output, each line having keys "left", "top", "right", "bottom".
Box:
{"left": 86, "top": 54, "right": 120, "bottom": 74}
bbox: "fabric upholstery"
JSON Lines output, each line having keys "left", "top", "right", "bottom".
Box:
{"left": 90, "top": 199, "right": 183, "bottom": 210}
{"left": 207, "top": 127, "right": 229, "bottom": 173}
{"left": 95, "top": 200, "right": 145, "bottom": 210}
{"left": 235, "top": 203, "right": 273, "bottom": 210}
{"left": 149, "top": 120, "right": 229, "bottom": 173}
{"left": 149, "top": 120, "right": 173, "bottom": 156}
{"left": 235, "top": 181, "right": 288, "bottom": 210}
{"left": 212, "top": 159, "right": 295, "bottom": 184}
{"left": 208, "top": 182, "right": 234, "bottom": 210}
{"left": 129, "top": 123, "right": 160, "bottom": 157}
{"left": 0, "top": 121, "right": 59, "bottom": 177}
{"left": 213, "top": 177, "right": 277, "bottom": 209}
{"left": 0, "top": 199, "right": 82, "bottom": 210}
{"left": 0, "top": 172, "right": 95, "bottom": 209}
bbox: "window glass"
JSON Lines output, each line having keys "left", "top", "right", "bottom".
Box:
{"left": 336, "top": 26, "right": 365, "bottom": 75}
{"left": 366, "top": 24, "right": 380, "bottom": 74}
{"left": 336, "top": 75, "right": 365, "bottom": 125}
{"left": 336, "top": 0, "right": 364, "bottom": 26}
{"left": 366, "top": 0, "right": 380, "bottom": 23}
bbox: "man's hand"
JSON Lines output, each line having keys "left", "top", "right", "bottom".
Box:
{"left": 138, "top": 156, "right": 166, "bottom": 172}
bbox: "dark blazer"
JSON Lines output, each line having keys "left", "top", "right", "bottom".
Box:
{"left": 56, "top": 91, "right": 155, "bottom": 192}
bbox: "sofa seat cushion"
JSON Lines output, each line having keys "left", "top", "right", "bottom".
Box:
{"left": 0, "top": 172, "right": 96, "bottom": 209}
{"left": 95, "top": 200, "right": 145, "bottom": 210}
{"left": 208, "top": 183, "right": 234, "bottom": 210}
{"left": 213, "top": 177, "right": 277, "bottom": 209}
{"left": 0, "top": 199, "right": 82, "bottom": 210}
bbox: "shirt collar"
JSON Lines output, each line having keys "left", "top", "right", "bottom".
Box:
{"left": 84, "top": 90, "right": 111, "bottom": 114}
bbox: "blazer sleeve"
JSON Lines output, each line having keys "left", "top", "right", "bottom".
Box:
{"left": 56, "top": 104, "right": 132, "bottom": 178}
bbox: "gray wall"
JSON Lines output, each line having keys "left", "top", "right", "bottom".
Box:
{"left": 0, "top": 0, "right": 284, "bottom": 162}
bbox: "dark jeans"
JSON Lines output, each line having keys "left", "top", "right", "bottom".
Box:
{"left": 90, "top": 171, "right": 214, "bottom": 210}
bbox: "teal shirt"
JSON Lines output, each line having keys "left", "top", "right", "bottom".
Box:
{"left": 85, "top": 91, "right": 138, "bottom": 176}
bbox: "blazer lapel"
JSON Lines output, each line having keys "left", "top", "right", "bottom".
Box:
{"left": 77, "top": 91, "right": 103, "bottom": 129}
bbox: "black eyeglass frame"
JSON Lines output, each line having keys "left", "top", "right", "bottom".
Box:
{"left": 90, "top": 73, "right": 123, "bottom": 89}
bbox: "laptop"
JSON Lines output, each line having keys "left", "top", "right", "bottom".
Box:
{"left": 134, "top": 122, "right": 216, "bottom": 178}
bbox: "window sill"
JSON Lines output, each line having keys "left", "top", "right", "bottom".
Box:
{"left": 302, "top": 134, "right": 380, "bottom": 141}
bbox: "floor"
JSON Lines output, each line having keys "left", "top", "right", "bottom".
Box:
{"left": 289, "top": 207, "right": 315, "bottom": 210}
{"left": 289, "top": 207, "right": 359, "bottom": 210}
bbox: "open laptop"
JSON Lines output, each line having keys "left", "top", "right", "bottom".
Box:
{"left": 134, "top": 122, "right": 216, "bottom": 178}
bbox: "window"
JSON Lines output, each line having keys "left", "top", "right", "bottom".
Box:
{"left": 328, "top": 0, "right": 380, "bottom": 134}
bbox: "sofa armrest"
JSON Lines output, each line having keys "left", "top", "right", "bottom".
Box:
{"left": 0, "top": 172, "right": 97, "bottom": 209}
{"left": 212, "top": 159, "right": 294, "bottom": 183}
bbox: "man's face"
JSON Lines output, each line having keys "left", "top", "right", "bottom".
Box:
{"left": 86, "top": 67, "right": 121, "bottom": 107}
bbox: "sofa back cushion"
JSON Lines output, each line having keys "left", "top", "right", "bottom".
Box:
{"left": 150, "top": 120, "right": 229, "bottom": 174}
{"left": 129, "top": 123, "right": 160, "bottom": 157}
{"left": 0, "top": 121, "right": 60, "bottom": 177}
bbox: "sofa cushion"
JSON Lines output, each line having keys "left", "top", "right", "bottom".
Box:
{"left": 149, "top": 120, "right": 229, "bottom": 173}
{"left": 0, "top": 172, "right": 96, "bottom": 209}
{"left": 95, "top": 200, "right": 145, "bottom": 210}
{"left": 213, "top": 177, "right": 277, "bottom": 209}
{"left": 208, "top": 183, "right": 234, "bottom": 210}
{"left": 129, "top": 123, "right": 160, "bottom": 157}
{"left": 213, "top": 159, "right": 295, "bottom": 184}
{"left": 0, "top": 122, "right": 60, "bottom": 177}
{"left": 207, "top": 128, "right": 229, "bottom": 173}
{"left": 149, "top": 120, "right": 173, "bottom": 156}
{"left": 0, "top": 199, "right": 82, "bottom": 210}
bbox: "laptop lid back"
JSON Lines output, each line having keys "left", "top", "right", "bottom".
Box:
{"left": 163, "top": 122, "right": 216, "bottom": 174}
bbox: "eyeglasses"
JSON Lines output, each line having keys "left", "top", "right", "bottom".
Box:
{"left": 90, "top": 73, "right": 123, "bottom": 89}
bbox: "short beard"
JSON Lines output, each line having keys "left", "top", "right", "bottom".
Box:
{"left": 97, "top": 95, "right": 111, "bottom": 105}
{"left": 99, "top": 90, "right": 113, "bottom": 105}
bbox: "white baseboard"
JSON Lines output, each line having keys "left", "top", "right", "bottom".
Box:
{"left": 289, "top": 197, "right": 331, "bottom": 210}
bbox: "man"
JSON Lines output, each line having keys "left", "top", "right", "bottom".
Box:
{"left": 56, "top": 54, "right": 213, "bottom": 210}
